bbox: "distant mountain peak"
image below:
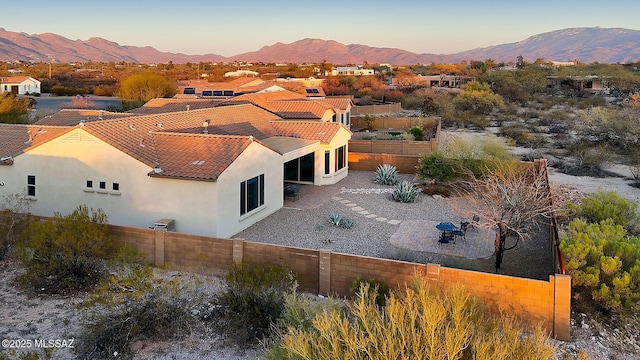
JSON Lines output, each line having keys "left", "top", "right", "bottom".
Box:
{"left": 0, "top": 27, "right": 639, "bottom": 64}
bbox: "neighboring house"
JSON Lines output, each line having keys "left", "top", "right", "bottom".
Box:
{"left": 0, "top": 104, "right": 351, "bottom": 238}
{"left": 221, "top": 90, "right": 344, "bottom": 124}
{"left": 547, "top": 75, "right": 608, "bottom": 93}
{"left": 35, "top": 109, "right": 137, "bottom": 126}
{"left": 129, "top": 98, "right": 223, "bottom": 115}
{"left": 331, "top": 66, "right": 375, "bottom": 76}
{"left": 0, "top": 76, "right": 41, "bottom": 95}
{"left": 177, "top": 77, "right": 285, "bottom": 98}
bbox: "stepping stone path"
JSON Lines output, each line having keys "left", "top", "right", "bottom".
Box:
{"left": 332, "top": 196, "right": 402, "bottom": 225}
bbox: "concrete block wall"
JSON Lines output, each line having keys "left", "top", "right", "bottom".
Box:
{"left": 348, "top": 153, "right": 421, "bottom": 173}
{"left": 348, "top": 139, "right": 438, "bottom": 156}
{"left": 111, "top": 224, "right": 571, "bottom": 341}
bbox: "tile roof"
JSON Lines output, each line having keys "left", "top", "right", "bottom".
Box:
{"left": 222, "top": 90, "right": 335, "bottom": 119}
{"left": 0, "top": 76, "right": 32, "bottom": 84}
{"left": 0, "top": 124, "right": 73, "bottom": 160}
{"left": 321, "top": 97, "right": 353, "bottom": 110}
{"left": 35, "top": 109, "right": 136, "bottom": 126}
{"left": 82, "top": 104, "right": 282, "bottom": 167}
{"left": 269, "top": 121, "right": 347, "bottom": 144}
{"left": 132, "top": 98, "right": 223, "bottom": 115}
{"left": 266, "top": 101, "right": 334, "bottom": 119}
{"left": 149, "top": 133, "right": 255, "bottom": 181}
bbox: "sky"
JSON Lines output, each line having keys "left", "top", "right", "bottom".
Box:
{"left": 1, "top": 0, "right": 639, "bottom": 57}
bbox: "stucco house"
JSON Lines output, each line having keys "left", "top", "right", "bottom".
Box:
{"left": 0, "top": 104, "right": 351, "bottom": 238}
{"left": 0, "top": 76, "right": 41, "bottom": 95}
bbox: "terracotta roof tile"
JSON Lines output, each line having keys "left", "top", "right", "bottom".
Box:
{"left": 35, "top": 109, "right": 136, "bottom": 126}
{"left": 266, "top": 101, "right": 333, "bottom": 119}
{"left": 150, "top": 133, "right": 254, "bottom": 181}
{"left": 269, "top": 121, "right": 347, "bottom": 143}
{"left": 0, "top": 124, "right": 73, "bottom": 160}
{"left": 321, "top": 97, "right": 353, "bottom": 110}
{"left": 82, "top": 104, "right": 281, "bottom": 167}
{"left": 132, "top": 98, "right": 223, "bottom": 115}
{"left": 0, "top": 76, "right": 31, "bottom": 83}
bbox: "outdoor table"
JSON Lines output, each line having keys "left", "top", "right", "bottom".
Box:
{"left": 436, "top": 222, "right": 455, "bottom": 243}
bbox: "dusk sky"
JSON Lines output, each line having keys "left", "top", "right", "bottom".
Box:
{"left": 2, "top": 0, "right": 638, "bottom": 57}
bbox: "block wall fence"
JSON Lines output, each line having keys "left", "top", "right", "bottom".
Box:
{"left": 111, "top": 225, "right": 571, "bottom": 341}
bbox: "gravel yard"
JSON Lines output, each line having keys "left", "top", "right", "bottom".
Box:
{"left": 234, "top": 170, "right": 555, "bottom": 280}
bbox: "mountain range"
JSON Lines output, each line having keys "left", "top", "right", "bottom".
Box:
{"left": 1, "top": 27, "right": 639, "bottom": 65}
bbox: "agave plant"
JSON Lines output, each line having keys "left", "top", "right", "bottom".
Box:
{"left": 392, "top": 180, "right": 419, "bottom": 203}
{"left": 374, "top": 164, "right": 399, "bottom": 185}
{"left": 329, "top": 213, "right": 343, "bottom": 226}
{"left": 341, "top": 218, "right": 354, "bottom": 229}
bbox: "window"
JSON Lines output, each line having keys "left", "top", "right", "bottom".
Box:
{"left": 346, "top": 112, "right": 350, "bottom": 126}
{"left": 112, "top": 183, "right": 120, "bottom": 191}
{"left": 86, "top": 180, "right": 93, "bottom": 188}
{"left": 324, "top": 150, "right": 330, "bottom": 175}
{"left": 240, "top": 174, "right": 264, "bottom": 216}
{"left": 99, "top": 181, "right": 106, "bottom": 189}
{"left": 335, "top": 146, "right": 346, "bottom": 171}
{"left": 27, "top": 175, "right": 36, "bottom": 197}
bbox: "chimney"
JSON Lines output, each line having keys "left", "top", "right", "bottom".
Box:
{"left": 186, "top": 105, "right": 190, "bottom": 111}
{"left": 203, "top": 120, "right": 210, "bottom": 134}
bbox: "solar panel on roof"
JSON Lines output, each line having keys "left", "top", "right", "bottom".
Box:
{"left": 184, "top": 88, "right": 196, "bottom": 94}
{"left": 306, "top": 88, "right": 319, "bottom": 94}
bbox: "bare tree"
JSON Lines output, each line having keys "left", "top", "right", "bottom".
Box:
{"left": 449, "top": 161, "right": 557, "bottom": 271}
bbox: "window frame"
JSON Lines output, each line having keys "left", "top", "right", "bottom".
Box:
{"left": 335, "top": 145, "right": 346, "bottom": 172}
{"left": 27, "top": 175, "right": 36, "bottom": 197}
{"left": 240, "top": 174, "right": 265, "bottom": 216}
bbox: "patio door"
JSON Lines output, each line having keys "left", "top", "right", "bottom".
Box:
{"left": 284, "top": 153, "right": 314, "bottom": 183}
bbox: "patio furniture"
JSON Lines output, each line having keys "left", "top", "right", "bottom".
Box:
{"left": 452, "top": 222, "right": 467, "bottom": 243}
{"left": 284, "top": 183, "right": 300, "bottom": 201}
{"left": 436, "top": 222, "right": 456, "bottom": 244}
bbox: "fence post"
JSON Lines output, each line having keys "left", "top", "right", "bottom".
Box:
{"left": 154, "top": 229, "right": 165, "bottom": 267}
{"left": 319, "top": 250, "right": 332, "bottom": 296}
{"left": 232, "top": 238, "right": 244, "bottom": 264}
{"left": 553, "top": 274, "right": 572, "bottom": 341}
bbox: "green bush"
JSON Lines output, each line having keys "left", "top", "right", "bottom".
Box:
{"left": 212, "top": 262, "right": 297, "bottom": 344}
{"left": 568, "top": 190, "right": 638, "bottom": 230}
{"left": 392, "top": 180, "right": 419, "bottom": 203}
{"left": 266, "top": 274, "right": 556, "bottom": 360}
{"left": 18, "top": 205, "right": 121, "bottom": 294}
{"left": 560, "top": 218, "right": 640, "bottom": 314}
{"left": 350, "top": 277, "right": 390, "bottom": 306}
{"left": 408, "top": 125, "right": 425, "bottom": 140}
{"left": 364, "top": 114, "right": 376, "bottom": 130}
{"left": 374, "top": 163, "right": 399, "bottom": 185}
{"left": 76, "top": 265, "right": 191, "bottom": 359}
{"left": 417, "top": 152, "right": 456, "bottom": 184}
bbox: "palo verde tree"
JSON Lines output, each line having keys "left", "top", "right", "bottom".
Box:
{"left": 449, "top": 162, "right": 557, "bottom": 271}
{"left": 117, "top": 72, "right": 176, "bottom": 109}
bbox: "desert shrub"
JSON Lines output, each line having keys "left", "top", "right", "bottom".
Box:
{"left": 212, "top": 262, "right": 297, "bottom": 344}
{"left": 567, "top": 190, "right": 638, "bottom": 230}
{"left": 373, "top": 163, "right": 399, "bottom": 185}
{"left": 417, "top": 152, "right": 456, "bottom": 184}
{"left": 557, "top": 143, "right": 613, "bottom": 176}
{"left": 350, "top": 277, "right": 390, "bottom": 306}
{"left": 373, "top": 132, "right": 396, "bottom": 140}
{"left": 76, "top": 265, "right": 191, "bottom": 359}
{"left": 340, "top": 217, "right": 354, "bottom": 229}
{"left": 500, "top": 124, "right": 546, "bottom": 147}
{"left": 364, "top": 114, "right": 376, "bottom": 130}
{"left": 439, "top": 134, "right": 519, "bottom": 178}
{"left": 408, "top": 125, "right": 425, "bottom": 140}
{"left": 560, "top": 218, "right": 640, "bottom": 314}
{"left": 18, "top": 205, "right": 121, "bottom": 294}
{"left": 266, "top": 274, "right": 556, "bottom": 360}
{"left": 0, "top": 193, "right": 31, "bottom": 259}
{"left": 392, "top": 180, "right": 419, "bottom": 203}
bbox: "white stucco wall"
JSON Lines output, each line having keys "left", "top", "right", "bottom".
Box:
{"left": 316, "top": 126, "right": 352, "bottom": 185}
{"left": 0, "top": 129, "right": 285, "bottom": 239}
{"left": 216, "top": 141, "right": 283, "bottom": 238}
